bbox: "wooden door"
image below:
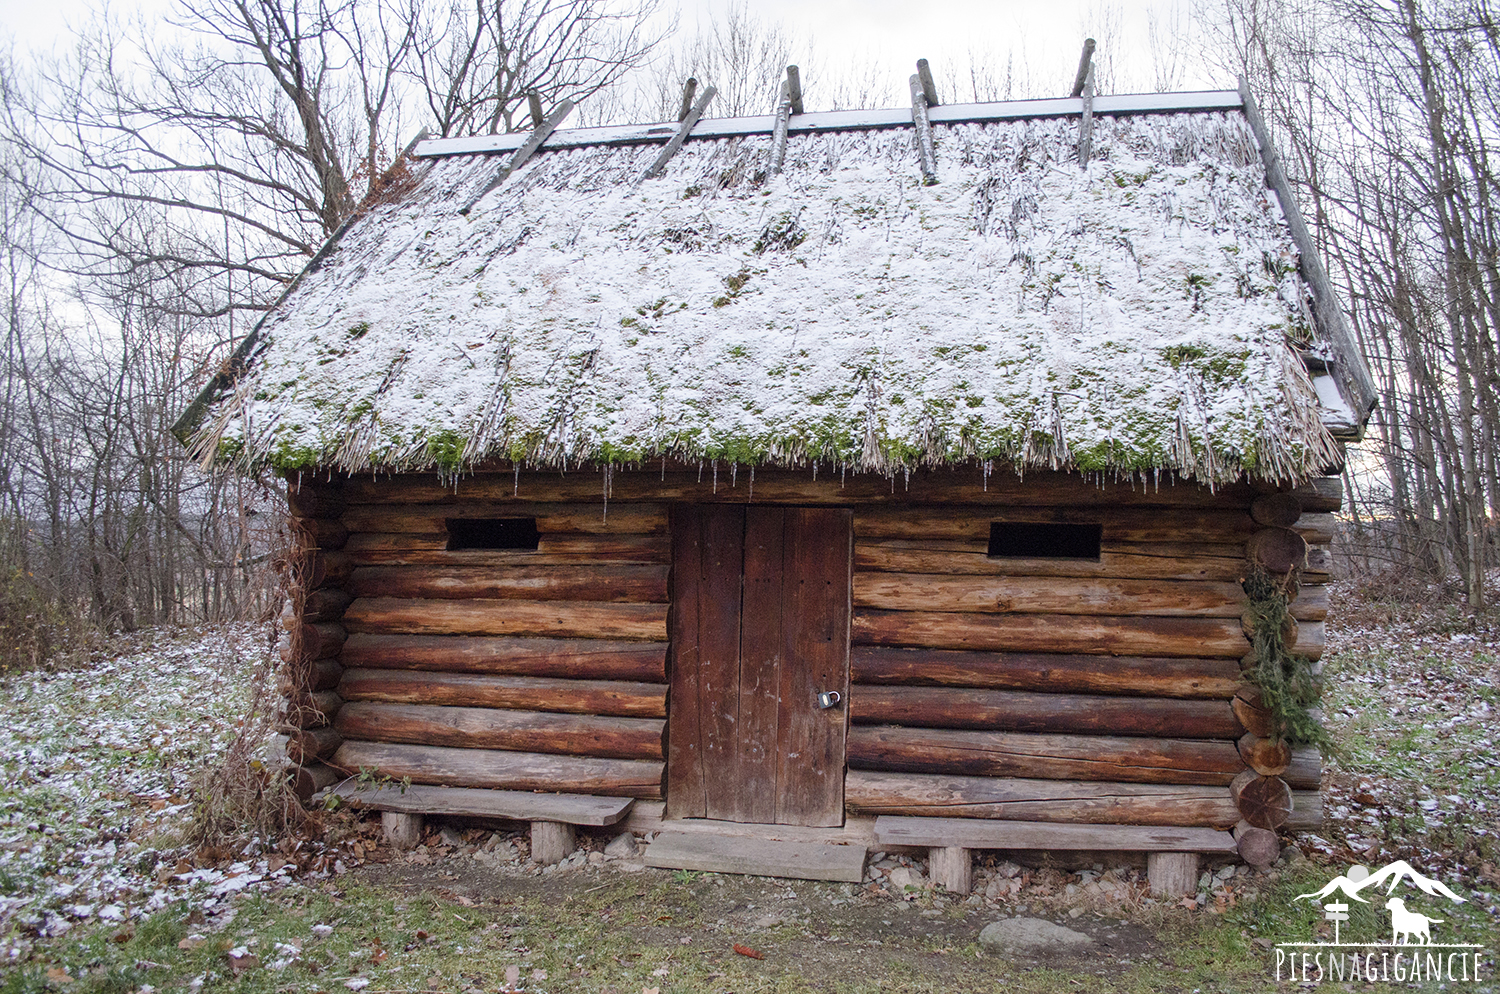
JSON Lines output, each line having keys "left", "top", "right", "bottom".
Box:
{"left": 666, "top": 505, "right": 852, "bottom": 827}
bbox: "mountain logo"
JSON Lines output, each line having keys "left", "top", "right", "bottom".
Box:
{"left": 1273, "top": 859, "right": 1483, "bottom": 984}
{"left": 1293, "top": 860, "right": 1466, "bottom": 906}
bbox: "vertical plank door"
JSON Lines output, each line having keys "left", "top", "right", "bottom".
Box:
{"left": 666, "top": 504, "right": 852, "bottom": 827}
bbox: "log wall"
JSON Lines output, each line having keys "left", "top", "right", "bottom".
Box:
{"left": 281, "top": 467, "right": 1332, "bottom": 834}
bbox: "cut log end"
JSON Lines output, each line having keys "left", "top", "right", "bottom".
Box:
{"left": 1233, "top": 820, "right": 1280, "bottom": 867}
{"left": 1246, "top": 528, "right": 1308, "bottom": 573}
{"left": 1250, "top": 493, "right": 1302, "bottom": 528}
{"left": 1237, "top": 733, "right": 1292, "bottom": 777}
{"left": 1229, "top": 770, "right": 1292, "bottom": 829}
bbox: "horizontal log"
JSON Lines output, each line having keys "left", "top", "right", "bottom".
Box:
{"left": 1284, "top": 747, "right": 1321, "bottom": 790}
{"left": 1286, "top": 791, "right": 1323, "bottom": 829}
{"left": 331, "top": 740, "right": 663, "bottom": 798}
{"left": 854, "top": 507, "right": 1257, "bottom": 544}
{"left": 283, "top": 689, "right": 343, "bottom": 729}
{"left": 1288, "top": 477, "right": 1341, "bottom": 513}
{"left": 873, "top": 815, "right": 1236, "bottom": 853}
{"left": 1302, "top": 545, "right": 1333, "bottom": 580}
{"left": 290, "top": 761, "right": 341, "bottom": 803}
{"left": 851, "top": 685, "right": 1240, "bottom": 738}
{"left": 1292, "top": 513, "right": 1336, "bottom": 545}
{"left": 343, "top": 597, "right": 668, "bottom": 641}
{"left": 1238, "top": 733, "right": 1291, "bottom": 776}
{"left": 346, "top": 532, "right": 446, "bottom": 551}
{"left": 1247, "top": 527, "right": 1307, "bottom": 572}
{"left": 1250, "top": 493, "right": 1301, "bottom": 528}
{"left": 843, "top": 771, "right": 1240, "bottom": 827}
{"left": 338, "top": 469, "right": 1264, "bottom": 509}
{"left": 329, "top": 783, "right": 635, "bottom": 825}
{"left": 340, "top": 633, "right": 666, "bottom": 682}
{"left": 346, "top": 565, "right": 668, "bottom": 603}
{"left": 1290, "top": 584, "right": 1329, "bottom": 622}
{"left": 304, "top": 588, "right": 354, "bottom": 622}
{"left": 847, "top": 726, "right": 1246, "bottom": 785}
{"left": 854, "top": 574, "right": 1245, "bottom": 617}
{"left": 341, "top": 503, "right": 666, "bottom": 534}
{"left": 294, "top": 518, "right": 348, "bottom": 551}
{"left": 280, "top": 658, "right": 344, "bottom": 695}
{"left": 338, "top": 668, "right": 666, "bottom": 718}
{"left": 287, "top": 483, "right": 346, "bottom": 519}
{"left": 852, "top": 610, "right": 1250, "bottom": 658}
{"left": 851, "top": 647, "right": 1242, "bottom": 699}
{"left": 1230, "top": 770, "right": 1292, "bottom": 829}
{"left": 286, "top": 726, "right": 343, "bottom": 765}
{"left": 300, "top": 622, "right": 348, "bottom": 660}
{"left": 344, "top": 534, "right": 670, "bottom": 566}
{"left": 306, "top": 551, "right": 353, "bottom": 589}
{"left": 334, "top": 701, "right": 663, "bottom": 760}
{"left": 1290, "top": 620, "right": 1325, "bottom": 659}
{"left": 855, "top": 541, "right": 1249, "bottom": 581}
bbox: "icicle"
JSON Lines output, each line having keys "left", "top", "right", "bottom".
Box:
{"left": 748, "top": 465, "right": 754, "bottom": 501}
{"left": 730, "top": 463, "right": 737, "bottom": 488}
{"left": 514, "top": 464, "right": 520, "bottom": 496}
{"left": 602, "top": 464, "right": 610, "bottom": 522}
{"left": 661, "top": 456, "right": 666, "bottom": 481}
{"left": 712, "top": 461, "right": 718, "bottom": 493}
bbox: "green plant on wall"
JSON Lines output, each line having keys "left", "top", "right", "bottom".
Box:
{"left": 1243, "top": 567, "right": 1331, "bottom": 749}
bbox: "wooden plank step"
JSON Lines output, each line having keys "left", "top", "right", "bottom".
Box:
{"left": 644, "top": 831, "right": 868, "bottom": 882}
{"left": 624, "top": 804, "right": 878, "bottom": 847}
{"left": 327, "top": 783, "right": 634, "bottom": 826}
{"left": 873, "top": 815, "right": 1236, "bottom": 853}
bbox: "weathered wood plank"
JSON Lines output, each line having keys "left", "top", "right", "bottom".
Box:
{"left": 343, "top": 534, "right": 670, "bottom": 566}
{"left": 854, "top": 541, "right": 1248, "bottom": 580}
{"left": 851, "top": 647, "right": 1242, "bottom": 699}
{"left": 847, "top": 726, "right": 1246, "bottom": 785}
{"left": 738, "top": 506, "right": 786, "bottom": 824}
{"left": 334, "top": 701, "right": 664, "bottom": 760}
{"left": 854, "top": 574, "right": 1246, "bottom": 617}
{"left": 332, "top": 740, "right": 662, "bottom": 798}
{"left": 338, "top": 668, "right": 666, "bottom": 718}
{"left": 852, "top": 610, "right": 1249, "bottom": 658}
{"left": 343, "top": 596, "right": 668, "bottom": 640}
{"left": 340, "top": 503, "right": 666, "bottom": 534}
{"left": 1290, "top": 584, "right": 1329, "bottom": 622}
{"left": 844, "top": 771, "right": 1239, "bottom": 827}
{"left": 851, "top": 685, "right": 1240, "bottom": 738}
{"left": 339, "top": 633, "right": 666, "bottom": 682}
{"left": 621, "top": 802, "right": 877, "bottom": 846}
{"left": 776, "top": 507, "right": 853, "bottom": 828}
{"left": 873, "top": 815, "right": 1237, "bottom": 853}
{"left": 854, "top": 507, "right": 1257, "bottom": 544}
{"left": 328, "top": 782, "right": 634, "bottom": 825}
{"left": 337, "top": 470, "right": 1262, "bottom": 509}
{"left": 643, "top": 831, "right": 867, "bottom": 882}
{"left": 345, "top": 565, "right": 668, "bottom": 603}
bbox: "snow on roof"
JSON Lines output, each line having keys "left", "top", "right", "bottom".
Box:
{"left": 190, "top": 101, "right": 1346, "bottom": 484}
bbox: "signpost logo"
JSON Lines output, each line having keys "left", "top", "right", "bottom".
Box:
{"left": 1274, "top": 860, "right": 1483, "bottom": 983}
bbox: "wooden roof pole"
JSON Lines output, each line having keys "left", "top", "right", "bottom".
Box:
{"left": 786, "top": 64, "right": 804, "bottom": 115}
{"left": 1078, "top": 50, "right": 1096, "bottom": 167}
{"left": 770, "top": 79, "right": 793, "bottom": 174}
{"left": 1070, "top": 38, "right": 1097, "bottom": 97}
{"left": 677, "top": 78, "right": 699, "bottom": 122}
{"left": 916, "top": 58, "right": 940, "bottom": 107}
{"left": 459, "top": 98, "right": 575, "bottom": 214}
{"left": 642, "top": 84, "right": 718, "bottom": 182}
{"left": 909, "top": 67, "right": 938, "bottom": 185}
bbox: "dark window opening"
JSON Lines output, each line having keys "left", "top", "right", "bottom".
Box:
{"left": 988, "top": 522, "right": 1102, "bottom": 559}
{"left": 446, "top": 517, "right": 540, "bottom": 550}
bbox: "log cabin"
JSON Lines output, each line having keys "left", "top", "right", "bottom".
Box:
{"left": 175, "top": 69, "right": 1375, "bottom": 895}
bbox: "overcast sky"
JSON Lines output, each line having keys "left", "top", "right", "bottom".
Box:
{"left": 2, "top": 0, "right": 1222, "bottom": 102}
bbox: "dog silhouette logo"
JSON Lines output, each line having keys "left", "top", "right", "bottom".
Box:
{"left": 1385, "top": 897, "right": 1443, "bottom": 945}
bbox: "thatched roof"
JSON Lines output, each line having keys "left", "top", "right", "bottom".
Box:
{"left": 180, "top": 89, "right": 1372, "bottom": 485}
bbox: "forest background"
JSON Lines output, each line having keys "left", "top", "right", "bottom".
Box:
{"left": 0, "top": 0, "right": 1495, "bottom": 672}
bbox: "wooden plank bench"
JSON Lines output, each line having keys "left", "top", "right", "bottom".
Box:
{"left": 324, "top": 783, "right": 635, "bottom": 864}
{"left": 873, "top": 816, "right": 1236, "bottom": 897}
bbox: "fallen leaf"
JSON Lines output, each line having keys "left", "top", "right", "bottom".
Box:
{"left": 269, "top": 856, "right": 288, "bottom": 872}
{"left": 226, "top": 952, "right": 260, "bottom": 974}
{"left": 734, "top": 943, "right": 765, "bottom": 960}
{"left": 45, "top": 967, "right": 74, "bottom": 984}
{"left": 651, "top": 966, "right": 669, "bottom": 976}
{"left": 642, "top": 988, "right": 660, "bottom": 994}
{"left": 456, "top": 895, "right": 476, "bottom": 907}
{"left": 532, "top": 968, "right": 548, "bottom": 980}
{"left": 505, "top": 964, "right": 521, "bottom": 986}
{"left": 111, "top": 930, "right": 133, "bottom": 944}
{"left": 177, "top": 938, "right": 205, "bottom": 950}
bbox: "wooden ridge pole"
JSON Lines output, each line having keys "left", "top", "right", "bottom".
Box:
{"left": 769, "top": 79, "right": 793, "bottom": 174}
{"left": 1070, "top": 38, "right": 1097, "bottom": 97}
{"left": 642, "top": 85, "right": 718, "bottom": 182}
{"left": 908, "top": 74, "right": 938, "bottom": 185}
{"left": 916, "top": 58, "right": 940, "bottom": 107}
{"left": 1078, "top": 59, "right": 1096, "bottom": 166}
{"left": 460, "top": 98, "right": 575, "bottom": 214}
{"left": 677, "top": 77, "right": 699, "bottom": 122}
{"left": 786, "top": 65, "right": 804, "bottom": 114}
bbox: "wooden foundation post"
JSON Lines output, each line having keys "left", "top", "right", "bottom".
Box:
{"left": 928, "top": 846, "right": 972, "bottom": 895}
{"left": 1147, "top": 852, "right": 1200, "bottom": 897}
{"left": 383, "top": 811, "right": 423, "bottom": 849}
{"left": 530, "top": 820, "right": 576, "bottom": 865}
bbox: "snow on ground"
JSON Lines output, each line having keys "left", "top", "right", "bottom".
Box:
{"left": 1315, "top": 587, "right": 1500, "bottom": 915}
{"left": 0, "top": 625, "right": 299, "bottom": 961}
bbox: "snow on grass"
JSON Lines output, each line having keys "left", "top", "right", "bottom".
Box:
{"left": 1314, "top": 588, "right": 1500, "bottom": 916}
{"left": 0, "top": 625, "right": 296, "bottom": 958}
